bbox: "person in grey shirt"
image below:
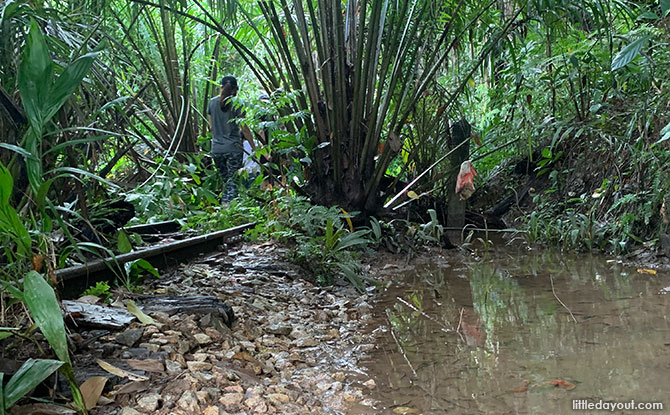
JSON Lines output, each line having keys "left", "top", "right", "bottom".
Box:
{"left": 207, "top": 75, "right": 254, "bottom": 203}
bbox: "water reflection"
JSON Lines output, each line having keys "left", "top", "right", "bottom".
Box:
{"left": 363, "top": 249, "right": 670, "bottom": 414}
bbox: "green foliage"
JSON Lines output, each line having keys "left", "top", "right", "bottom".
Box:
{"left": 119, "top": 259, "right": 160, "bottom": 292}
{"left": 82, "top": 281, "right": 112, "bottom": 302}
{"left": 23, "top": 271, "right": 86, "bottom": 413}
{"left": 0, "top": 163, "right": 31, "bottom": 261}
{"left": 1, "top": 358, "right": 64, "bottom": 413}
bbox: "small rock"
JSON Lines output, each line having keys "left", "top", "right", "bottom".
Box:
{"left": 223, "top": 385, "right": 244, "bottom": 394}
{"left": 363, "top": 379, "right": 376, "bottom": 389}
{"left": 165, "top": 360, "right": 183, "bottom": 375}
{"left": 295, "top": 337, "right": 317, "bottom": 348}
{"left": 266, "top": 324, "right": 292, "bottom": 336}
{"left": 116, "top": 328, "right": 144, "bottom": 347}
{"left": 187, "top": 361, "right": 212, "bottom": 372}
{"left": 219, "top": 393, "right": 244, "bottom": 406}
{"left": 266, "top": 393, "right": 290, "bottom": 406}
{"left": 120, "top": 408, "right": 142, "bottom": 415}
{"left": 177, "top": 391, "right": 199, "bottom": 412}
{"left": 137, "top": 393, "right": 161, "bottom": 412}
{"left": 244, "top": 396, "right": 267, "bottom": 413}
{"left": 195, "top": 390, "right": 211, "bottom": 404}
{"left": 138, "top": 342, "right": 160, "bottom": 353}
{"left": 203, "top": 406, "right": 219, "bottom": 415}
{"left": 200, "top": 313, "right": 231, "bottom": 333}
{"left": 194, "top": 333, "right": 212, "bottom": 345}
{"left": 192, "top": 353, "right": 209, "bottom": 362}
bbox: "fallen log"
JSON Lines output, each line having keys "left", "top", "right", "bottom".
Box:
{"left": 56, "top": 223, "right": 255, "bottom": 282}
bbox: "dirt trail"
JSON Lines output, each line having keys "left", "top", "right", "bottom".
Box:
{"left": 34, "top": 243, "right": 387, "bottom": 415}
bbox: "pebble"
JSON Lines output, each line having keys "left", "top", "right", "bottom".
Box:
{"left": 203, "top": 406, "right": 220, "bottom": 415}
{"left": 219, "top": 393, "right": 245, "bottom": 405}
{"left": 266, "top": 324, "right": 292, "bottom": 336}
{"left": 266, "top": 393, "right": 290, "bottom": 405}
{"left": 187, "top": 361, "right": 212, "bottom": 371}
{"left": 116, "top": 328, "right": 144, "bottom": 347}
{"left": 194, "top": 333, "right": 213, "bottom": 345}
{"left": 177, "top": 391, "right": 199, "bottom": 412}
{"left": 119, "top": 408, "right": 142, "bottom": 415}
{"left": 137, "top": 393, "right": 161, "bottom": 412}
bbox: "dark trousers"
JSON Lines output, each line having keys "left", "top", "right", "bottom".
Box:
{"left": 212, "top": 152, "right": 242, "bottom": 202}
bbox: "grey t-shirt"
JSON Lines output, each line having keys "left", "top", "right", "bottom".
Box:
{"left": 208, "top": 96, "right": 243, "bottom": 154}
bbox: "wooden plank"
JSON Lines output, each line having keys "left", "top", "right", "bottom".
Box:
{"left": 63, "top": 300, "right": 135, "bottom": 329}
{"left": 55, "top": 222, "right": 255, "bottom": 282}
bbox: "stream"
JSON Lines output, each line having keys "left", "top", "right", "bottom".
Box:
{"left": 361, "top": 247, "right": 670, "bottom": 414}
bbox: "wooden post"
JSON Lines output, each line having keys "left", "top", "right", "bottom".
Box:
{"left": 446, "top": 119, "right": 471, "bottom": 245}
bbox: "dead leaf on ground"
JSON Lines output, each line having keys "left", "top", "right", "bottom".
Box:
{"left": 97, "top": 359, "right": 149, "bottom": 382}
{"left": 77, "top": 295, "right": 102, "bottom": 305}
{"left": 637, "top": 268, "right": 657, "bottom": 275}
{"left": 126, "top": 359, "right": 165, "bottom": 373}
{"left": 507, "top": 380, "right": 529, "bottom": 393}
{"left": 80, "top": 376, "right": 108, "bottom": 410}
{"left": 125, "top": 300, "right": 156, "bottom": 324}
{"left": 232, "top": 351, "right": 259, "bottom": 363}
{"left": 115, "top": 381, "right": 149, "bottom": 395}
{"left": 547, "top": 379, "right": 576, "bottom": 390}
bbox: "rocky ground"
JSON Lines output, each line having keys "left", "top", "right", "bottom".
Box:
{"left": 12, "top": 242, "right": 403, "bottom": 415}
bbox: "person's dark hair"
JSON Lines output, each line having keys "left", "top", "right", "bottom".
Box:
{"left": 219, "top": 75, "right": 238, "bottom": 112}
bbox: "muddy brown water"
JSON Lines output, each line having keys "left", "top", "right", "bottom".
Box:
{"left": 361, "top": 248, "right": 670, "bottom": 414}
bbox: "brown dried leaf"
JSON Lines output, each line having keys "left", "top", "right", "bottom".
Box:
{"left": 79, "top": 376, "right": 108, "bottom": 410}
{"left": 97, "top": 359, "right": 149, "bottom": 382}
{"left": 115, "top": 381, "right": 149, "bottom": 395}
{"left": 76, "top": 295, "right": 101, "bottom": 305}
{"left": 126, "top": 359, "right": 165, "bottom": 373}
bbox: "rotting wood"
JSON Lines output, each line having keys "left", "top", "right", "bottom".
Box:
{"left": 136, "top": 295, "right": 235, "bottom": 327}
{"left": 56, "top": 223, "right": 255, "bottom": 282}
{"left": 63, "top": 300, "right": 135, "bottom": 329}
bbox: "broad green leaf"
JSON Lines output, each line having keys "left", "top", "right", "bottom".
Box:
{"left": 50, "top": 166, "right": 119, "bottom": 189}
{"left": 3, "top": 359, "right": 63, "bottom": 409}
{"left": 117, "top": 230, "right": 132, "bottom": 254}
{"left": 125, "top": 300, "right": 155, "bottom": 325}
{"left": 0, "top": 162, "right": 12, "bottom": 204}
{"left": 336, "top": 230, "right": 371, "bottom": 251}
{"left": 18, "top": 20, "right": 53, "bottom": 134}
{"left": 611, "top": 36, "right": 650, "bottom": 71}
{"left": 0, "top": 280, "right": 23, "bottom": 302}
{"left": 23, "top": 272, "right": 88, "bottom": 413}
{"left": 43, "top": 50, "right": 99, "bottom": 124}
{"left": 0, "top": 331, "right": 13, "bottom": 340}
{"left": 23, "top": 128, "right": 43, "bottom": 192}
{"left": 637, "top": 10, "right": 659, "bottom": 20}
{"left": 125, "top": 259, "right": 159, "bottom": 279}
{"left": 662, "top": 0, "right": 670, "bottom": 17}
{"left": 0, "top": 143, "right": 38, "bottom": 161}
{"left": 0, "top": 372, "right": 4, "bottom": 415}
{"left": 23, "top": 271, "right": 70, "bottom": 365}
{"left": 657, "top": 122, "right": 670, "bottom": 144}
{"left": 0, "top": 164, "right": 32, "bottom": 257}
